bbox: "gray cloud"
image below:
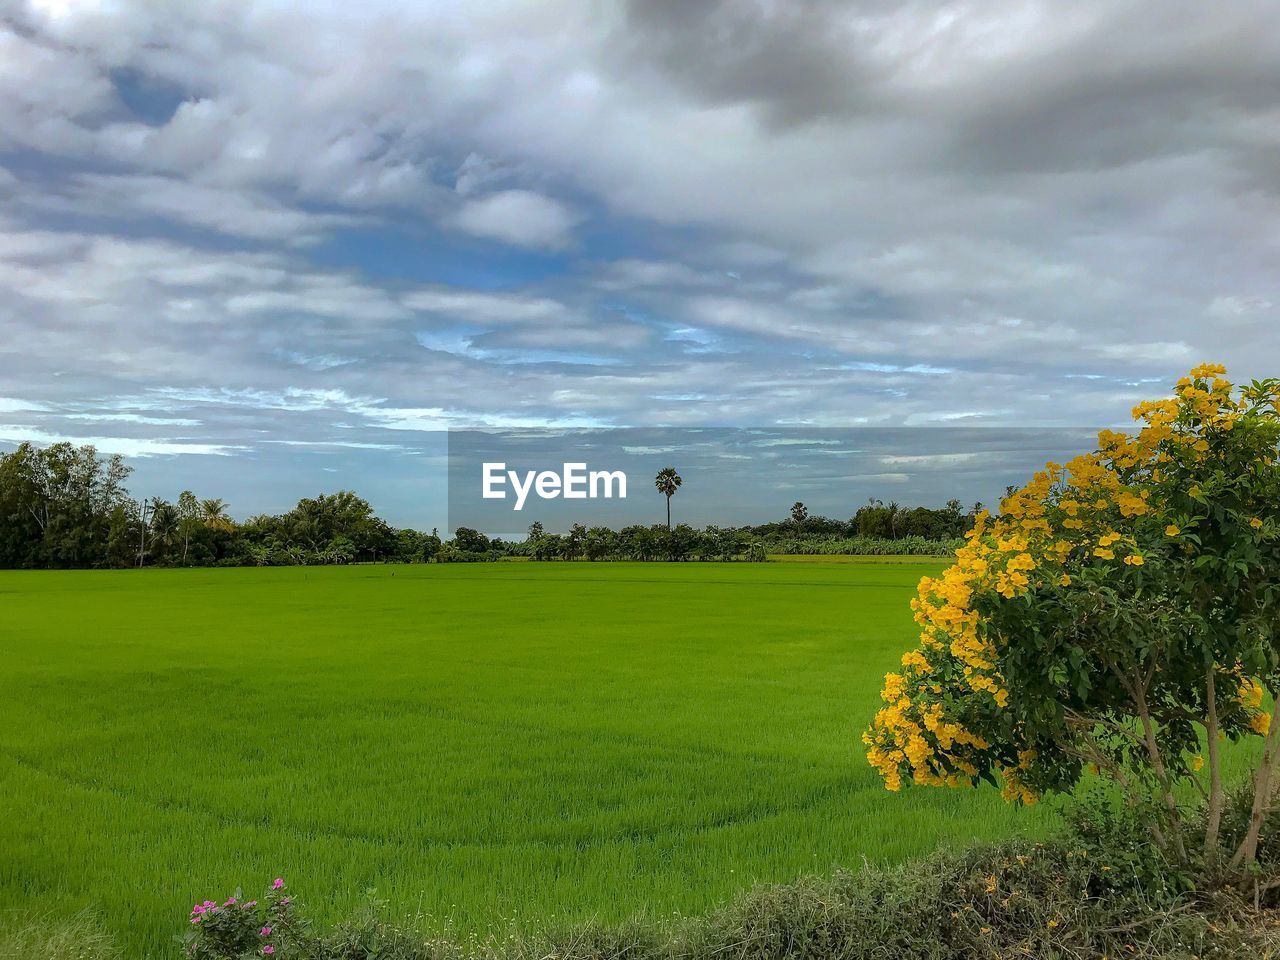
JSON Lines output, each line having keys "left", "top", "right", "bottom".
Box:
{"left": 2, "top": 0, "right": 1280, "bottom": 525}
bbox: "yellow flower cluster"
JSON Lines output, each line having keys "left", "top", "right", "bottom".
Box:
{"left": 864, "top": 364, "right": 1278, "bottom": 801}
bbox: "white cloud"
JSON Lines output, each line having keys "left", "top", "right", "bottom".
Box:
{"left": 62, "top": 174, "right": 362, "bottom": 243}
{"left": 0, "top": 425, "right": 241, "bottom": 457}
{"left": 450, "top": 190, "right": 581, "bottom": 249}
{"left": 403, "top": 288, "right": 568, "bottom": 324}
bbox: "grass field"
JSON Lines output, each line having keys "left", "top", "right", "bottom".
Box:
{"left": 0, "top": 561, "right": 1053, "bottom": 958}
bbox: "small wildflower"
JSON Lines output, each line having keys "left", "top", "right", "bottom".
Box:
{"left": 261, "top": 927, "right": 273, "bottom": 937}
{"left": 1165, "top": 524, "right": 1180, "bottom": 536}
{"left": 1251, "top": 517, "right": 1263, "bottom": 529}
{"left": 273, "top": 878, "right": 286, "bottom": 890}
{"left": 263, "top": 947, "right": 275, "bottom": 956}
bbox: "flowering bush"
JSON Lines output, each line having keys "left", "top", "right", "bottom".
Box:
{"left": 864, "top": 365, "right": 1280, "bottom": 877}
{"left": 185, "top": 878, "right": 297, "bottom": 960}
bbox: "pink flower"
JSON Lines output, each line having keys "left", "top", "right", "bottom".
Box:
{"left": 244, "top": 901, "right": 258, "bottom": 909}
{"left": 280, "top": 897, "right": 291, "bottom": 907}
{"left": 272, "top": 878, "right": 285, "bottom": 890}
{"left": 224, "top": 898, "right": 237, "bottom": 906}
{"left": 191, "top": 904, "right": 205, "bottom": 916}
{"left": 262, "top": 946, "right": 274, "bottom": 955}
{"left": 260, "top": 927, "right": 272, "bottom": 937}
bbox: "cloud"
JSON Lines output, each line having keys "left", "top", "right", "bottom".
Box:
{"left": 450, "top": 190, "right": 582, "bottom": 249}
{"left": 0, "top": 425, "right": 241, "bottom": 457}
{"left": 2, "top": 0, "right": 1280, "bottom": 525}
{"left": 59, "top": 174, "right": 362, "bottom": 243}
{"left": 403, "top": 288, "right": 569, "bottom": 324}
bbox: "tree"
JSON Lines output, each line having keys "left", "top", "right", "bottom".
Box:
{"left": 177, "top": 491, "right": 200, "bottom": 565}
{"left": 567, "top": 523, "right": 586, "bottom": 560}
{"left": 149, "top": 499, "right": 180, "bottom": 562}
{"left": 654, "top": 467, "right": 682, "bottom": 531}
{"left": 584, "top": 526, "right": 616, "bottom": 561}
{"left": 201, "top": 498, "right": 234, "bottom": 532}
{"left": 0, "top": 441, "right": 131, "bottom": 567}
{"left": 790, "top": 501, "right": 808, "bottom": 524}
{"left": 864, "top": 365, "right": 1280, "bottom": 880}
{"left": 452, "top": 527, "right": 490, "bottom": 554}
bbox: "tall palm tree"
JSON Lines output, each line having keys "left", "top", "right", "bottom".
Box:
{"left": 654, "top": 466, "right": 682, "bottom": 531}
{"left": 201, "top": 498, "right": 234, "bottom": 532}
{"left": 149, "top": 499, "right": 180, "bottom": 561}
{"left": 177, "top": 490, "right": 199, "bottom": 565}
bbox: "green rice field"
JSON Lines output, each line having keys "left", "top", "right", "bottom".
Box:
{"left": 0, "top": 561, "right": 1051, "bottom": 957}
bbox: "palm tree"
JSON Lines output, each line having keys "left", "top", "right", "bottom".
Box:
{"left": 177, "top": 490, "right": 199, "bottom": 565}
{"left": 201, "top": 498, "right": 234, "bottom": 532}
{"left": 654, "top": 466, "right": 682, "bottom": 531}
{"left": 149, "top": 499, "right": 180, "bottom": 560}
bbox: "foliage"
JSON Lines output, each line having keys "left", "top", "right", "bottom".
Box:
{"left": 0, "top": 440, "right": 132, "bottom": 568}
{"left": 0, "top": 439, "right": 977, "bottom": 567}
{"left": 760, "top": 535, "right": 961, "bottom": 556}
{"left": 865, "top": 364, "right": 1280, "bottom": 879}
{"left": 185, "top": 879, "right": 298, "bottom": 960}
{"left": 175, "top": 807, "right": 1280, "bottom": 960}
{"left": 515, "top": 523, "right": 766, "bottom": 562}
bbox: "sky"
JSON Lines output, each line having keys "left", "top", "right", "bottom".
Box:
{"left": 1, "top": 0, "right": 1279, "bottom": 529}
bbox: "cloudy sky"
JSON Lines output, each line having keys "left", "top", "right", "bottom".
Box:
{"left": 2, "top": 0, "right": 1278, "bottom": 527}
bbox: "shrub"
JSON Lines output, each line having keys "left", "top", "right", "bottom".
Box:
{"left": 185, "top": 878, "right": 298, "bottom": 960}
{"left": 864, "top": 364, "right": 1280, "bottom": 880}
{"left": 178, "top": 818, "right": 1280, "bottom": 960}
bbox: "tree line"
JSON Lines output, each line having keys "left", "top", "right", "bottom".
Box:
{"left": 0, "top": 441, "right": 972, "bottom": 568}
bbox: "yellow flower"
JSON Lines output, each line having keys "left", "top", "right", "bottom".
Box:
{"left": 1251, "top": 712, "right": 1272, "bottom": 736}
{"left": 1250, "top": 517, "right": 1263, "bottom": 529}
{"left": 1165, "top": 524, "right": 1180, "bottom": 537}
{"left": 1123, "top": 554, "right": 1144, "bottom": 566}
{"left": 1093, "top": 547, "right": 1114, "bottom": 560}
{"left": 1058, "top": 574, "right": 1072, "bottom": 586}
{"left": 1189, "top": 362, "right": 1227, "bottom": 378}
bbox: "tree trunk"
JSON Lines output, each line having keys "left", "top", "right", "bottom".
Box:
{"left": 1229, "top": 696, "right": 1280, "bottom": 875}
{"left": 1204, "top": 668, "right": 1225, "bottom": 865}
{"left": 1133, "top": 679, "right": 1187, "bottom": 861}
{"left": 666, "top": 495, "right": 671, "bottom": 531}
